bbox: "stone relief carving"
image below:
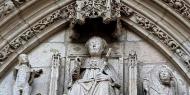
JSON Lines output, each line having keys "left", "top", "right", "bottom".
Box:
{"left": 135, "top": 13, "right": 190, "bottom": 71}
{"left": 0, "top": 45, "right": 14, "bottom": 65}
{"left": 0, "top": 2, "right": 75, "bottom": 65}
{"left": 0, "top": 1, "right": 190, "bottom": 83}
{"left": 143, "top": 66, "right": 179, "bottom": 95}
{"left": 120, "top": 2, "right": 134, "bottom": 17}
{"left": 11, "top": 0, "right": 29, "bottom": 7}
{"left": 0, "top": 0, "right": 29, "bottom": 20}
{"left": 0, "top": 0, "right": 15, "bottom": 19}
{"left": 135, "top": 14, "right": 179, "bottom": 50}
{"left": 74, "top": 0, "right": 120, "bottom": 24}
{"left": 67, "top": 37, "right": 121, "bottom": 95}
{"left": 13, "top": 54, "right": 42, "bottom": 95}
{"left": 161, "top": 0, "right": 190, "bottom": 21}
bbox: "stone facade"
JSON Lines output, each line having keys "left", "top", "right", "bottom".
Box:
{"left": 0, "top": 0, "right": 190, "bottom": 95}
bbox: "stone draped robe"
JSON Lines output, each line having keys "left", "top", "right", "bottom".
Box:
{"left": 68, "top": 58, "right": 120, "bottom": 95}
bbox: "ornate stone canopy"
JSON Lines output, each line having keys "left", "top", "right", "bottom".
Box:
{"left": 0, "top": 0, "right": 190, "bottom": 95}
{"left": 74, "top": 0, "right": 121, "bottom": 23}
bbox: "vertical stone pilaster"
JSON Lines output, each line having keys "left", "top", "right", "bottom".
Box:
{"left": 49, "top": 53, "right": 61, "bottom": 95}
{"left": 128, "top": 51, "right": 138, "bottom": 95}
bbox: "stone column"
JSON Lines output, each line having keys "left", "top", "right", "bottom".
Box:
{"left": 49, "top": 53, "right": 61, "bottom": 95}
{"left": 128, "top": 51, "right": 138, "bottom": 95}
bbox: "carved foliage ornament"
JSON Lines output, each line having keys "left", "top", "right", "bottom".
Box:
{"left": 0, "top": 2, "right": 75, "bottom": 65}
{"left": 135, "top": 13, "right": 190, "bottom": 71}
{"left": 74, "top": 0, "right": 120, "bottom": 23}
{"left": 0, "top": 0, "right": 123, "bottom": 64}
{"left": 120, "top": 2, "right": 134, "bottom": 17}
{"left": 0, "top": 1, "right": 190, "bottom": 73}
{"left": 162, "top": 0, "right": 190, "bottom": 21}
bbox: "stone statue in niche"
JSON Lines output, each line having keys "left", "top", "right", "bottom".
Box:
{"left": 143, "top": 66, "right": 178, "bottom": 95}
{"left": 13, "top": 54, "right": 43, "bottom": 95}
{"left": 11, "top": 0, "right": 29, "bottom": 7}
{"left": 67, "top": 36, "right": 121, "bottom": 95}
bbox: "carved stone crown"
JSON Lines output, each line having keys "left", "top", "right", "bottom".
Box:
{"left": 75, "top": 0, "right": 120, "bottom": 23}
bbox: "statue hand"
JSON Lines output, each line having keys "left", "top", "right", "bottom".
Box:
{"left": 96, "top": 73, "right": 111, "bottom": 81}
{"left": 111, "top": 83, "right": 121, "bottom": 89}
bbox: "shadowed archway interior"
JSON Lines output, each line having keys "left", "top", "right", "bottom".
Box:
{"left": 71, "top": 17, "right": 118, "bottom": 43}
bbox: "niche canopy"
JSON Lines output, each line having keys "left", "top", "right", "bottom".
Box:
{"left": 75, "top": 0, "right": 121, "bottom": 23}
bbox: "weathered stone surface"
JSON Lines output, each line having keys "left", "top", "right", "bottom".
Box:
{"left": 126, "top": 30, "right": 142, "bottom": 42}
{"left": 30, "top": 68, "right": 51, "bottom": 95}
{"left": 125, "top": 41, "right": 168, "bottom": 64}
{"left": 29, "top": 43, "right": 65, "bottom": 67}
{"left": 1, "top": 24, "right": 189, "bottom": 95}
{"left": 0, "top": 71, "right": 14, "bottom": 95}
{"left": 140, "top": 64, "right": 189, "bottom": 95}
{"left": 0, "top": 0, "right": 190, "bottom": 95}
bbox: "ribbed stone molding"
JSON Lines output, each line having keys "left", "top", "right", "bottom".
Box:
{"left": 0, "top": 0, "right": 190, "bottom": 83}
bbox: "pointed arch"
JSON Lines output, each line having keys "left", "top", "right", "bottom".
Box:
{"left": 0, "top": 0, "right": 190, "bottom": 83}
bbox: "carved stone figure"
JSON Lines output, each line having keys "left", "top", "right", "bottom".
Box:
{"left": 68, "top": 36, "right": 121, "bottom": 95}
{"left": 13, "top": 54, "right": 42, "bottom": 95}
{"left": 0, "top": 0, "right": 15, "bottom": 18}
{"left": 143, "top": 67, "right": 178, "bottom": 95}
{"left": 175, "top": 48, "right": 190, "bottom": 68}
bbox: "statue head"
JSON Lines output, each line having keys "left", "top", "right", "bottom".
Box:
{"left": 159, "top": 68, "right": 173, "bottom": 85}
{"left": 85, "top": 36, "right": 107, "bottom": 56}
{"left": 18, "top": 54, "right": 29, "bottom": 66}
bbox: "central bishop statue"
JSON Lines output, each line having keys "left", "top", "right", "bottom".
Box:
{"left": 68, "top": 36, "right": 121, "bottom": 95}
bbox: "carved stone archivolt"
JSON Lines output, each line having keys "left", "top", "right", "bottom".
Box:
{"left": 0, "top": 1, "right": 190, "bottom": 95}
{"left": 114, "top": 2, "right": 190, "bottom": 71}
{"left": 0, "top": 2, "right": 75, "bottom": 65}
{"left": 161, "top": 0, "right": 190, "bottom": 21}
{"left": 0, "top": 0, "right": 190, "bottom": 82}
{"left": 134, "top": 13, "right": 190, "bottom": 71}
{"left": 120, "top": 2, "right": 134, "bottom": 17}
